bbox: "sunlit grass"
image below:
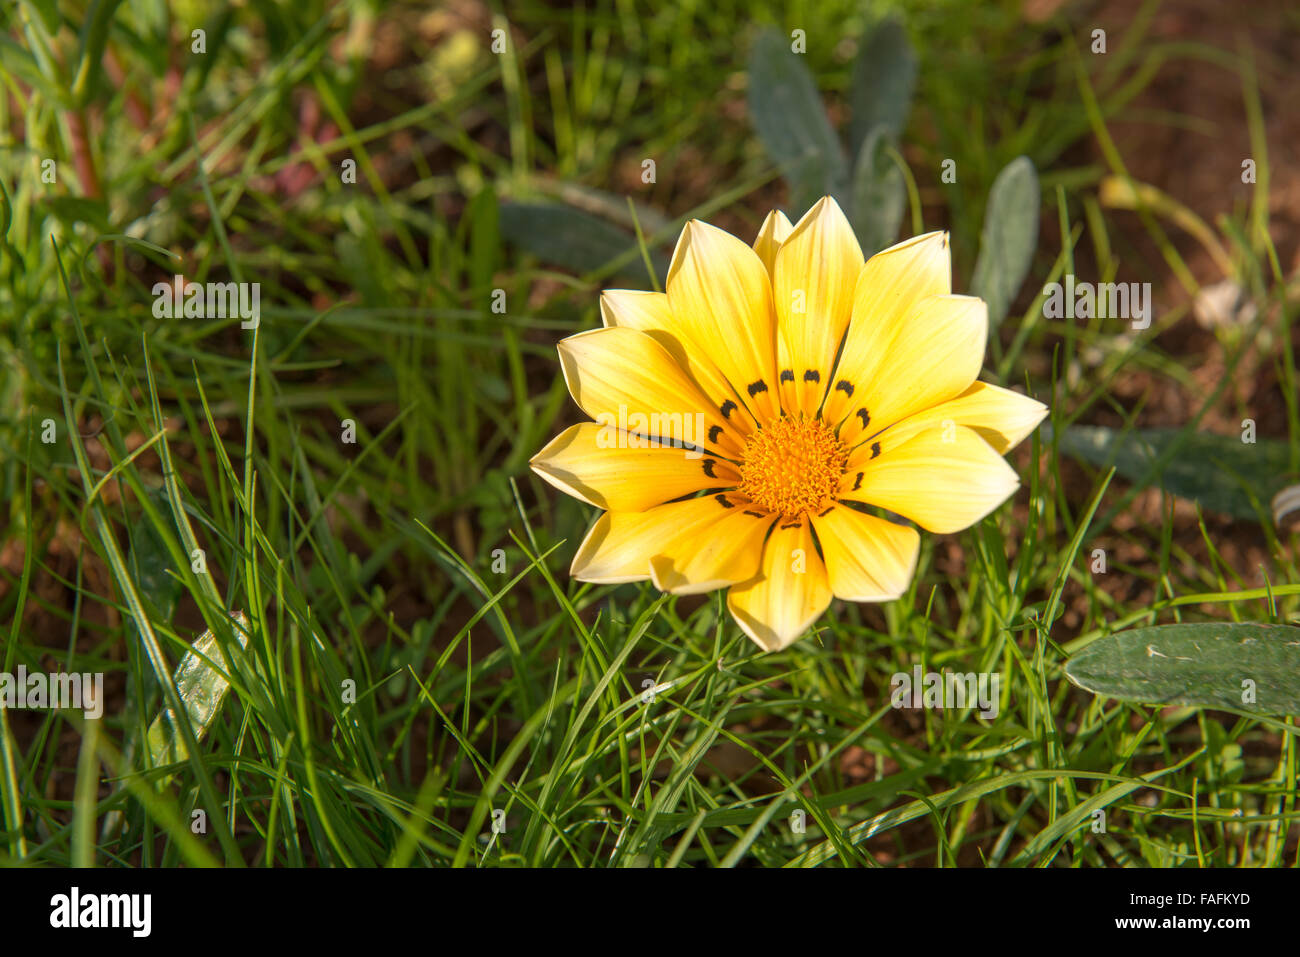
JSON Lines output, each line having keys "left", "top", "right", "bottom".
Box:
{"left": 0, "top": 0, "right": 1296, "bottom": 867}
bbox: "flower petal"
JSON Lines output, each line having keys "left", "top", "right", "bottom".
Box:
{"left": 823, "top": 231, "right": 951, "bottom": 428}
{"left": 571, "top": 495, "right": 771, "bottom": 589}
{"left": 648, "top": 500, "right": 774, "bottom": 595}
{"left": 531, "top": 422, "right": 742, "bottom": 512}
{"left": 752, "top": 209, "right": 794, "bottom": 278}
{"left": 599, "top": 288, "right": 672, "bottom": 331}
{"left": 727, "top": 517, "right": 832, "bottom": 651}
{"left": 558, "top": 326, "right": 744, "bottom": 457}
{"left": 839, "top": 424, "right": 1019, "bottom": 533}
{"left": 601, "top": 289, "right": 759, "bottom": 436}
{"left": 856, "top": 381, "right": 1048, "bottom": 455}
{"left": 666, "top": 220, "right": 782, "bottom": 424}
{"left": 812, "top": 505, "right": 919, "bottom": 602}
{"left": 834, "top": 293, "right": 987, "bottom": 447}
{"left": 773, "top": 197, "right": 864, "bottom": 416}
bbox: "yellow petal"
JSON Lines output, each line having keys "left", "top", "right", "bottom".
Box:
{"left": 649, "top": 497, "right": 774, "bottom": 595}
{"left": 839, "top": 425, "right": 1019, "bottom": 534}
{"left": 835, "top": 293, "right": 987, "bottom": 446}
{"left": 571, "top": 498, "right": 730, "bottom": 584}
{"left": 812, "top": 505, "right": 919, "bottom": 601}
{"left": 773, "top": 197, "right": 864, "bottom": 416}
{"left": 599, "top": 288, "right": 672, "bottom": 331}
{"left": 572, "top": 495, "right": 772, "bottom": 588}
{"left": 531, "top": 422, "right": 742, "bottom": 512}
{"left": 727, "top": 517, "right": 832, "bottom": 651}
{"left": 752, "top": 209, "right": 794, "bottom": 278}
{"left": 557, "top": 326, "right": 743, "bottom": 457}
{"left": 855, "top": 381, "right": 1048, "bottom": 455}
{"left": 823, "top": 231, "right": 951, "bottom": 428}
{"left": 666, "top": 220, "right": 781, "bottom": 424}
{"left": 600, "top": 289, "right": 759, "bottom": 436}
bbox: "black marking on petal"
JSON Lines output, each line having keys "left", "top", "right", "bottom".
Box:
{"left": 871, "top": 441, "right": 881, "bottom": 459}
{"left": 708, "top": 425, "right": 723, "bottom": 444}
{"left": 715, "top": 494, "right": 735, "bottom": 508}
{"left": 702, "top": 458, "right": 717, "bottom": 478}
{"left": 779, "top": 369, "right": 795, "bottom": 384}
{"left": 835, "top": 380, "right": 854, "bottom": 397}
{"left": 743, "top": 510, "right": 765, "bottom": 518}
{"left": 719, "top": 399, "right": 737, "bottom": 419}
{"left": 818, "top": 506, "right": 835, "bottom": 517}
{"left": 747, "top": 379, "right": 768, "bottom": 397}
{"left": 852, "top": 472, "right": 863, "bottom": 491}
{"left": 856, "top": 408, "right": 871, "bottom": 429}
{"left": 779, "top": 521, "right": 802, "bottom": 530}
{"left": 803, "top": 369, "right": 820, "bottom": 383}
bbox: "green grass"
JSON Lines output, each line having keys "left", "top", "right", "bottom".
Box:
{"left": 0, "top": 0, "right": 1297, "bottom": 867}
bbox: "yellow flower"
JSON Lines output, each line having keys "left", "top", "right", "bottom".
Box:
{"left": 531, "top": 197, "right": 1047, "bottom": 652}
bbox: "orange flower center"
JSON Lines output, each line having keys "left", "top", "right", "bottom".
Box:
{"left": 739, "top": 415, "right": 847, "bottom": 517}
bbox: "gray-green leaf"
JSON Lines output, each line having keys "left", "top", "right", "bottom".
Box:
{"left": 1056, "top": 424, "right": 1293, "bottom": 522}
{"left": 1066, "top": 622, "right": 1300, "bottom": 715}
{"left": 747, "top": 28, "right": 847, "bottom": 218}
{"left": 849, "top": 126, "right": 906, "bottom": 255}
{"left": 499, "top": 201, "right": 669, "bottom": 281}
{"left": 849, "top": 19, "right": 917, "bottom": 157}
{"left": 971, "top": 156, "right": 1040, "bottom": 329}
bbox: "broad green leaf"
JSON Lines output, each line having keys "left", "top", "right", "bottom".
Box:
{"left": 971, "top": 156, "right": 1040, "bottom": 329}
{"left": 1056, "top": 424, "right": 1293, "bottom": 522}
{"left": 849, "top": 126, "right": 905, "bottom": 255}
{"left": 849, "top": 18, "right": 917, "bottom": 157}
{"left": 747, "top": 28, "right": 846, "bottom": 218}
{"left": 147, "top": 612, "right": 249, "bottom": 772}
{"left": 498, "top": 201, "right": 669, "bottom": 280}
{"left": 1066, "top": 622, "right": 1300, "bottom": 715}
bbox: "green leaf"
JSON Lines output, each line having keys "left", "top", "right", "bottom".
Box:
{"left": 335, "top": 231, "right": 385, "bottom": 306}
{"left": 1055, "top": 424, "right": 1293, "bottom": 522}
{"left": 747, "top": 28, "right": 846, "bottom": 218}
{"left": 498, "top": 201, "right": 668, "bottom": 280}
{"left": 0, "top": 36, "right": 68, "bottom": 105}
{"left": 465, "top": 186, "right": 500, "bottom": 294}
{"left": 849, "top": 126, "right": 905, "bottom": 255}
{"left": 849, "top": 18, "right": 917, "bottom": 157}
{"left": 971, "top": 156, "right": 1040, "bottom": 329}
{"left": 121, "top": 501, "right": 183, "bottom": 740}
{"left": 0, "top": 177, "right": 12, "bottom": 239}
{"left": 25, "top": 0, "right": 63, "bottom": 33}
{"left": 1065, "top": 623, "right": 1300, "bottom": 715}
{"left": 40, "top": 196, "right": 111, "bottom": 232}
{"left": 127, "top": 505, "right": 183, "bottom": 626}
{"left": 72, "top": 0, "right": 127, "bottom": 105}
{"left": 147, "top": 612, "right": 249, "bottom": 772}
